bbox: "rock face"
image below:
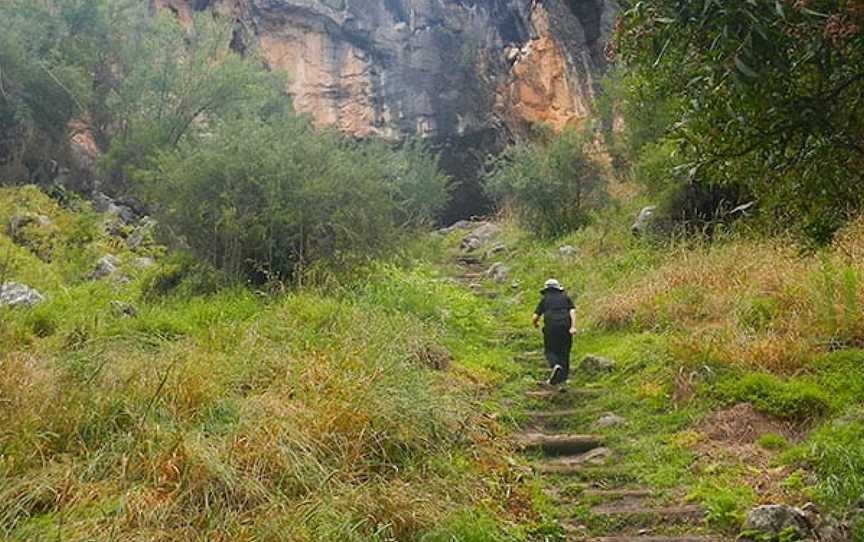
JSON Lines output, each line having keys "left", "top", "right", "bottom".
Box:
{"left": 155, "top": 0, "right": 617, "bottom": 218}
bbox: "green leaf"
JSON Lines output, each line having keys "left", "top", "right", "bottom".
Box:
{"left": 734, "top": 56, "right": 758, "bottom": 79}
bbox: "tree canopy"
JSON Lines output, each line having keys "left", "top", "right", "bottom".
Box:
{"left": 615, "top": 0, "right": 864, "bottom": 241}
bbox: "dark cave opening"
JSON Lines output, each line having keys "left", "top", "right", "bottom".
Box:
{"left": 434, "top": 130, "right": 501, "bottom": 225}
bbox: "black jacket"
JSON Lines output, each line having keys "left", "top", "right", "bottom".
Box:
{"left": 535, "top": 289, "right": 574, "bottom": 328}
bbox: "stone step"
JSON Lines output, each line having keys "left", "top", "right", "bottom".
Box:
{"left": 534, "top": 447, "right": 612, "bottom": 473}
{"left": 589, "top": 504, "right": 705, "bottom": 523}
{"left": 518, "top": 432, "right": 603, "bottom": 457}
{"left": 575, "top": 537, "right": 721, "bottom": 542}
{"left": 583, "top": 489, "right": 654, "bottom": 499}
{"left": 525, "top": 388, "right": 601, "bottom": 400}
{"left": 456, "top": 255, "right": 482, "bottom": 266}
{"left": 527, "top": 409, "right": 581, "bottom": 421}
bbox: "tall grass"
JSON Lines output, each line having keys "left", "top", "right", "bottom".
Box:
{"left": 591, "top": 220, "right": 864, "bottom": 372}
{"left": 0, "top": 187, "right": 519, "bottom": 541}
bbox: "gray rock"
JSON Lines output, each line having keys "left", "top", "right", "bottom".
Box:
{"left": 0, "top": 282, "right": 45, "bottom": 308}
{"left": 559, "top": 245, "right": 578, "bottom": 257}
{"left": 594, "top": 413, "right": 625, "bottom": 428}
{"left": 488, "top": 243, "right": 507, "bottom": 256}
{"left": 461, "top": 222, "right": 500, "bottom": 252}
{"left": 742, "top": 505, "right": 811, "bottom": 541}
{"left": 580, "top": 354, "right": 616, "bottom": 373}
{"left": 132, "top": 257, "right": 156, "bottom": 269}
{"left": 485, "top": 262, "right": 509, "bottom": 283}
{"left": 93, "top": 192, "right": 136, "bottom": 224}
{"left": 9, "top": 213, "right": 51, "bottom": 233}
{"left": 438, "top": 220, "right": 474, "bottom": 235}
{"left": 91, "top": 255, "right": 120, "bottom": 280}
{"left": 631, "top": 206, "right": 657, "bottom": 236}
{"left": 581, "top": 447, "right": 613, "bottom": 465}
{"left": 126, "top": 217, "right": 156, "bottom": 250}
{"left": 800, "top": 503, "right": 847, "bottom": 542}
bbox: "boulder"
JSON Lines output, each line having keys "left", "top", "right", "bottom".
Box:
{"left": 91, "top": 255, "right": 120, "bottom": 280}
{"left": 742, "top": 505, "right": 811, "bottom": 541}
{"left": 800, "top": 503, "right": 848, "bottom": 542}
{"left": 437, "top": 219, "right": 474, "bottom": 235}
{"left": 461, "top": 222, "right": 500, "bottom": 252}
{"left": 132, "top": 257, "right": 156, "bottom": 269}
{"left": 580, "top": 355, "right": 617, "bottom": 373}
{"left": 559, "top": 245, "right": 578, "bottom": 257}
{"left": 9, "top": 213, "right": 51, "bottom": 234}
{"left": 0, "top": 282, "right": 45, "bottom": 308}
{"left": 93, "top": 192, "right": 137, "bottom": 224}
{"left": 126, "top": 217, "right": 156, "bottom": 251}
{"left": 485, "top": 262, "right": 510, "bottom": 283}
{"left": 631, "top": 206, "right": 657, "bottom": 236}
{"left": 594, "top": 413, "right": 625, "bottom": 428}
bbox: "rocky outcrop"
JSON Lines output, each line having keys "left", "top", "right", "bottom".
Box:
{"left": 162, "top": 0, "right": 617, "bottom": 139}
{"left": 0, "top": 283, "right": 45, "bottom": 308}
{"left": 154, "top": 0, "right": 617, "bottom": 217}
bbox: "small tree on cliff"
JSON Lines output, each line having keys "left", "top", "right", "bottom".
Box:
{"left": 485, "top": 127, "right": 608, "bottom": 236}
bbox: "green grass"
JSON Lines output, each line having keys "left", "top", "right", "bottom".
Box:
{"left": 5, "top": 184, "right": 864, "bottom": 540}
{"left": 0, "top": 186, "right": 531, "bottom": 541}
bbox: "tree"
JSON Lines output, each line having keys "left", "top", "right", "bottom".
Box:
{"left": 101, "top": 12, "right": 287, "bottom": 190}
{"left": 0, "top": 0, "right": 98, "bottom": 181}
{"left": 616, "top": 0, "right": 864, "bottom": 241}
{"left": 485, "top": 127, "right": 607, "bottom": 237}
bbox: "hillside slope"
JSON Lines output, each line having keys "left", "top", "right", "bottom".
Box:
{"left": 3, "top": 186, "right": 864, "bottom": 541}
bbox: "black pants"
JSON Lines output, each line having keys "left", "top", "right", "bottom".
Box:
{"left": 543, "top": 324, "right": 572, "bottom": 383}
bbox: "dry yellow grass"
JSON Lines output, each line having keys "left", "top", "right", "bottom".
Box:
{"left": 596, "top": 223, "right": 864, "bottom": 372}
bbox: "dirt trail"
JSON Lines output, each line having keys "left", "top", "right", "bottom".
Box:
{"left": 450, "top": 233, "right": 727, "bottom": 542}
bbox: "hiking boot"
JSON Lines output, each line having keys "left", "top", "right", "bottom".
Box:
{"left": 548, "top": 364, "right": 563, "bottom": 385}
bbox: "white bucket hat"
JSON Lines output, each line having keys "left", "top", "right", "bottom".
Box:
{"left": 543, "top": 278, "right": 564, "bottom": 291}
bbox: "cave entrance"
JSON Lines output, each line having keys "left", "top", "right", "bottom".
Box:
{"left": 433, "top": 130, "right": 499, "bottom": 225}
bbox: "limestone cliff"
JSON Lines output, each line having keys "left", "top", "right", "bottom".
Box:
{"left": 154, "top": 0, "right": 617, "bottom": 217}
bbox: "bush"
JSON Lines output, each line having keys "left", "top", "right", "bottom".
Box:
{"left": 137, "top": 114, "right": 450, "bottom": 283}
{"left": 485, "top": 127, "right": 608, "bottom": 237}
{"left": 0, "top": 0, "right": 97, "bottom": 182}
{"left": 720, "top": 373, "right": 832, "bottom": 422}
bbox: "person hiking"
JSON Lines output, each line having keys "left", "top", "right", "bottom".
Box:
{"left": 532, "top": 279, "right": 577, "bottom": 385}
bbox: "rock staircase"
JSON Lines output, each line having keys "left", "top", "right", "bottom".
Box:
{"left": 516, "top": 363, "right": 723, "bottom": 542}
{"left": 447, "top": 223, "right": 726, "bottom": 541}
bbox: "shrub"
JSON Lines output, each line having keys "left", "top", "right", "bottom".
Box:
{"left": 720, "top": 373, "right": 832, "bottom": 422}
{"left": 485, "top": 127, "right": 608, "bottom": 237}
{"left": 137, "top": 114, "right": 449, "bottom": 283}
